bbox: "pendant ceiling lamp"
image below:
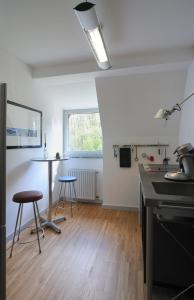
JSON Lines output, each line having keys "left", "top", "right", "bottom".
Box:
{"left": 74, "top": 1, "right": 111, "bottom": 70}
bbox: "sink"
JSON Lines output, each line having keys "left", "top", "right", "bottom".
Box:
{"left": 152, "top": 181, "right": 194, "bottom": 197}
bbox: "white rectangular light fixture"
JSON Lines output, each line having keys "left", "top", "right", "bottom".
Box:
{"left": 74, "top": 2, "right": 111, "bottom": 70}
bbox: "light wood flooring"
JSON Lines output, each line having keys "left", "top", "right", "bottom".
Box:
{"left": 7, "top": 203, "right": 192, "bottom": 300}
{"left": 7, "top": 204, "right": 144, "bottom": 300}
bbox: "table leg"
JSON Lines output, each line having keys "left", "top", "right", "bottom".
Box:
{"left": 32, "top": 161, "right": 65, "bottom": 234}
{"left": 53, "top": 216, "right": 66, "bottom": 224}
{"left": 41, "top": 220, "right": 62, "bottom": 233}
{"left": 48, "top": 160, "right": 52, "bottom": 222}
{"left": 146, "top": 206, "right": 153, "bottom": 300}
{"left": 31, "top": 159, "right": 67, "bottom": 234}
{"left": 31, "top": 218, "right": 65, "bottom": 234}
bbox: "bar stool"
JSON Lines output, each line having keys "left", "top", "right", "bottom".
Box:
{"left": 55, "top": 176, "right": 78, "bottom": 217}
{"left": 10, "top": 190, "right": 44, "bottom": 257}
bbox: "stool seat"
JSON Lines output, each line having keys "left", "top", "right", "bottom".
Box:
{"left": 56, "top": 176, "right": 78, "bottom": 218}
{"left": 13, "top": 190, "right": 43, "bottom": 203}
{"left": 58, "top": 176, "right": 77, "bottom": 183}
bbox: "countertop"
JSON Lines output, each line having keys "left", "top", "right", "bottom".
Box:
{"left": 139, "top": 163, "right": 194, "bottom": 207}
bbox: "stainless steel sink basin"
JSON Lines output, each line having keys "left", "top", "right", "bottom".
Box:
{"left": 152, "top": 181, "right": 194, "bottom": 197}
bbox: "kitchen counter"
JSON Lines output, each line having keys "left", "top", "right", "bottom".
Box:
{"left": 139, "top": 163, "right": 194, "bottom": 207}
{"left": 138, "top": 163, "right": 194, "bottom": 300}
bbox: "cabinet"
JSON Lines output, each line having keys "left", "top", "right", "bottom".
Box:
{"left": 140, "top": 183, "right": 194, "bottom": 288}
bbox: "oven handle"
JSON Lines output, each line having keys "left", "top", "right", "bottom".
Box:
{"left": 158, "top": 204, "right": 194, "bottom": 211}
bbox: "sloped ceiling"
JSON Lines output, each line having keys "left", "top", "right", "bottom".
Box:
{"left": 0, "top": 0, "right": 194, "bottom": 69}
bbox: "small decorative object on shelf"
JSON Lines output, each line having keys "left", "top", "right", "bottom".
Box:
{"left": 113, "top": 145, "right": 119, "bottom": 158}
{"left": 56, "top": 152, "right": 60, "bottom": 159}
{"left": 43, "top": 148, "right": 48, "bottom": 159}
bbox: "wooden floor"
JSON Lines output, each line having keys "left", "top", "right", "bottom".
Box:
{"left": 7, "top": 204, "right": 144, "bottom": 300}
{"left": 7, "top": 203, "right": 192, "bottom": 300}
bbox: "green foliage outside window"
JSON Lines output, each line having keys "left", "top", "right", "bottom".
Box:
{"left": 68, "top": 113, "right": 102, "bottom": 151}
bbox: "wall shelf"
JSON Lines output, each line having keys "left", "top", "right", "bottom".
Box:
{"left": 113, "top": 144, "right": 169, "bottom": 148}
{"left": 113, "top": 144, "right": 169, "bottom": 158}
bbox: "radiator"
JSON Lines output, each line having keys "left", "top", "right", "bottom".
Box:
{"left": 67, "top": 169, "right": 97, "bottom": 201}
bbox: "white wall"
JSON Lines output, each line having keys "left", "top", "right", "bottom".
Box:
{"left": 1, "top": 47, "right": 102, "bottom": 237}
{"left": 3, "top": 43, "right": 188, "bottom": 236}
{"left": 179, "top": 62, "right": 194, "bottom": 145}
{"left": 0, "top": 47, "right": 50, "bottom": 237}
{"left": 36, "top": 80, "right": 103, "bottom": 200}
{"left": 96, "top": 68, "right": 187, "bottom": 208}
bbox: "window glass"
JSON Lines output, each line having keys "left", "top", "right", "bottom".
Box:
{"left": 64, "top": 110, "right": 103, "bottom": 158}
{"left": 69, "top": 113, "right": 102, "bottom": 152}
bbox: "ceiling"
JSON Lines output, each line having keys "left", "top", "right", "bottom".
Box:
{"left": 0, "top": 0, "right": 194, "bottom": 69}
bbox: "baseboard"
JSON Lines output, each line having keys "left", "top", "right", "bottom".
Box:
{"left": 6, "top": 206, "right": 48, "bottom": 242}
{"left": 102, "top": 204, "right": 138, "bottom": 211}
{"left": 58, "top": 196, "right": 102, "bottom": 204}
{"left": 6, "top": 217, "right": 34, "bottom": 242}
{"left": 78, "top": 198, "right": 102, "bottom": 204}
{"left": 6, "top": 199, "right": 102, "bottom": 241}
{"left": 8, "top": 201, "right": 136, "bottom": 240}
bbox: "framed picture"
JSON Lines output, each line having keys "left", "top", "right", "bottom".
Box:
{"left": 6, "top": 100, "right": 42, "bottom": 149}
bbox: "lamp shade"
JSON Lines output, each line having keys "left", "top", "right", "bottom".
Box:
{"left": 74, "top": 2, "right": 111, "bottom": 70}
{"left": 154, "top": 109, "right": 168, "bottom": 119}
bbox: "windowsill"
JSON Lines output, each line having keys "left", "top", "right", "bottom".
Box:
{"left": 70, "top": 155, "right": 103, "bottom": 159}
{"left": 65, "top": 151, "right": 103, "bottom": 159}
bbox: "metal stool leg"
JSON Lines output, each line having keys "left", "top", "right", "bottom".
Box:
{"left": 10, "top": 203, "right": 22, "bottom": 258}
{"left": 33, "top": 202, "right": 41, "bottom": 254}
{"left": 17, "top": 203, "right": 23, "bottom": 241}
{"left": 35, "top": 201, "right": 41, "bottom": 222}
{"left": 73, "top": 182, "right": 79, "bottom": 211}
{"left": 35, "top": 202, "right": 45, "bottom": 238}
{"left": 63, "top": 182, "right": 67, "bottom": 208}
{"left": 70, "top": 183, "right": 73, "bottom": 217}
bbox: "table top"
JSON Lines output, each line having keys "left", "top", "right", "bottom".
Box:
{"left": 32, "top": 157, "right": 69, "bottom": 162}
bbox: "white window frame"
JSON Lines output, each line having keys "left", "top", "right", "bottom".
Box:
{"left": 63, "top": 108, "right": 103, "bottom": 158}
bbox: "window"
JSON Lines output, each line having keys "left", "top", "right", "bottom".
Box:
{"left": 63, "top": 109, "right": 102, "bottom": 158}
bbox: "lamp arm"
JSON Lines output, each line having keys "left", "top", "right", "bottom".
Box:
{"left": 154, "top": 91, "right": 194, "bottom": 120}
{"left": 169, "top": 91, "right": 194, "bottom": 116}
{"left": 178, "top": 91, "right": 194, "bottom": 106}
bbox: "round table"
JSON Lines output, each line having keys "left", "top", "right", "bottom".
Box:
{"left": 31, "top": 157, "right": 69, "bottom": 233}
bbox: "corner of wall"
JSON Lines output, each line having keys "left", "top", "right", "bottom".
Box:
{"left": 179, "top": 61, "right": 194, "bottom": 145}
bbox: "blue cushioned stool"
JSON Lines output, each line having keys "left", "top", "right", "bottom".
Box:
{"left": 55, "top": 176, "right": 78, "bottom": 217}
